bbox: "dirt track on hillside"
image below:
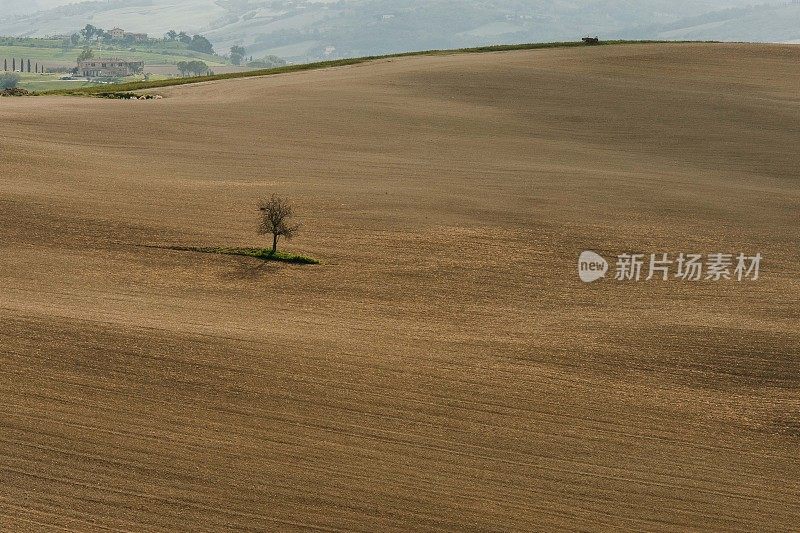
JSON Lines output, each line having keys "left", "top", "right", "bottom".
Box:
{"left": 1, "top": 43, "right": 798, "bottom": 531}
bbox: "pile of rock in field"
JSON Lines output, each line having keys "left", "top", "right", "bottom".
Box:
{"left": 0, "top": 88, "right": 32, "bottom": 97}
{"left": 95, "top": 92, "right": 163, "bottom": 100}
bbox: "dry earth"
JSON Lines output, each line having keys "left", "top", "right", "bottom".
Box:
{"left": 1, "top": 43, "right": 798, "bottom": 531}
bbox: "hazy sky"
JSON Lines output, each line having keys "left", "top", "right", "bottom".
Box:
{"left": 3, "top": 0, "right": 796, "bottom": 61}
{"left": 3, "top": 0, "right": 766, "bottom": 18}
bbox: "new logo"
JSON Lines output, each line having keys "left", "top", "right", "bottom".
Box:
{"left": 578, "top": 251, "right": 608, "bottom": 283}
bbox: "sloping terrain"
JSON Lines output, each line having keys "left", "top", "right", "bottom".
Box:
{"left": 0, "top": 43, "right": 798, "bottom": 531}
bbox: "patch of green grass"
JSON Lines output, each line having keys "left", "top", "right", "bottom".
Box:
{"left": 42, "top": 40, "right": 716, "bottom": 96}
{"left": 168, "top": 245, "right": 320, "bottom": 265}
{"left": 19, "top": 79, "right": 94, "bottom": 91}
{"left": 14, "top": 72, "right": 93, "bottom": 91}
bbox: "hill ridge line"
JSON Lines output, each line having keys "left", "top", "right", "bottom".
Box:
{"left": 42, "top": 39, "right": 718, "bottom": 96}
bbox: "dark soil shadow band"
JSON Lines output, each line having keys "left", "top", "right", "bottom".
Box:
{"left": 145, "top": 244, "right": 320, "bottom": 265}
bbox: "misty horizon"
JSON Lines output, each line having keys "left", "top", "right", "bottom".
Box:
{"left": 3, "top": 0, "right": 800, "bottom": 64}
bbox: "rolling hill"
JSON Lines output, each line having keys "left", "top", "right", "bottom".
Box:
{"left": 0, "top": 42, "right": 798, "bottom": 530}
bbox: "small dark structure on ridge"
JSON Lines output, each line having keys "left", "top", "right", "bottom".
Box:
{"left": 582, "top": 37, "right": 600, "bottom": 45}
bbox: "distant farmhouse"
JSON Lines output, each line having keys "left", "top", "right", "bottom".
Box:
{"left": 78, "top": 58, "right": 144, "bottom": 78}
{"left": 108, "top": 27, "right": 148, "bottom": 42}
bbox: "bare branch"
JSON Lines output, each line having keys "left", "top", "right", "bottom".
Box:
{"left": 257, "top": 194, "right": 300, "bottom": 253}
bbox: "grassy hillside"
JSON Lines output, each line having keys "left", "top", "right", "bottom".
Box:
{"left": 0, "top": 37, "right": 227, "bottom": 69}
{"left": 12, "top": 72, "right": 93, "bottom": 91}
{"left": 0, "top": 0, "right": 224, "bottom": 38}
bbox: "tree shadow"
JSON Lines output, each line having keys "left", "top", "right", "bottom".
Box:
{"left": 218, "top": 256, "right": 279, "bottom": 281}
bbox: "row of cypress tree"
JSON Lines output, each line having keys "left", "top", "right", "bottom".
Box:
{"left": 2, "top": 58, "right": 46, "bottom": 73}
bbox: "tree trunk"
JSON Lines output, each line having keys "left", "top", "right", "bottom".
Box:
{"left": 271, "top": 234, "right": 278, "bottom": 255}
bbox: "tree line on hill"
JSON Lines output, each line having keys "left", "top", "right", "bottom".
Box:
{"left": 71, "top": 24, "right": 215, "bottom": 55}
{"left": 176, "top": 60, "right": 210, "bottom": 77}
{"left": 226, "top": 45, "right": 286, "bottom": 69}
{"left": 162, "top": 29, "right": 214, "bottom": 54}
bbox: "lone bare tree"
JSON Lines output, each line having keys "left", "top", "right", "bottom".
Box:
{"left": 258, "top": 194, "right": 299, "bottom": 254}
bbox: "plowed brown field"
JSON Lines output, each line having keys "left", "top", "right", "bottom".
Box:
{"left": 1, "top": 43, "right": 798, "bottom": 531}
